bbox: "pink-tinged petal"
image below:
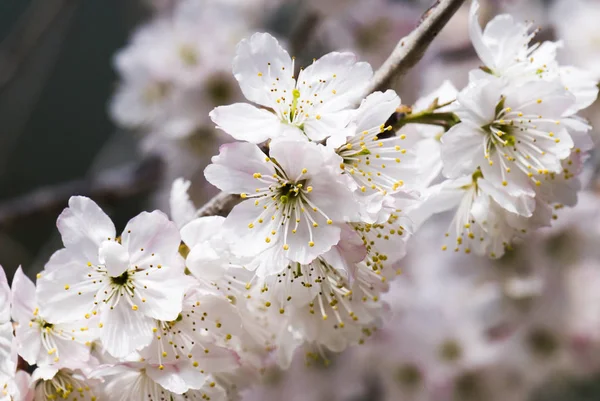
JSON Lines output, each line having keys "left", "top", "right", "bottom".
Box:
{"left": 296, "top": 52, "right": 372, "bottom": 113}
{"left": 15, "top": 370, "right": 33, "bottom": 401}
{"left": 36, "top": 265, "right": 97, "bottom": 324}
{"left": 10, "top": 267, "right": 35, "bottom": 324}
{"left": 222, "top": 200, "right": 275, "bottom": 258}
{"left": 189, "top": 346, "right": 240, "bottom": 372}
{"left": 169, "top": 178, "right": 197, "bottom": 229}
{"left": 44, "top": 248, "right": 86, "bottom": 273}
{"left": 99, "top": 241, "right": 130, "bottom": 278}
{"left": 146, "top": 364, "right": 209, "bottom": 394}
{"left": 210, "top": 103, "right": 286, "bottom": 143}
{"left": 284, "top": 215, "right": 341, "bottom": 265}
{"left": 134, "top": 266, "right": 191, "bottom": 321}
{"left": 303, "top": 110, "right": 353, "bottom": 142}
{"left": 15, "top": 325, "right": 41, "bottom": 366}
{"left": 121, "top": 211, "right": 181, "bottom": 270}
{"left": 57, "top": 196, "right": 116, "bottom": 263}
{"left": 204, "top": 142, "right": 274, "bottom": 194}
{"left": 307, "top": 173, "right": 359, "bottom": 222}
{"left": 441, "top": 121, "right": 486, "bottom": 178}
{"left": 268, "top": 139, "right": 332, "bottom": 182}
{"left": 232, "top": 32, "right": 294, "bottom": 108}
{"left": 328, "top": 225, "right": 367, "bottom": 266}
{"left": 31, "top": 365, "right": 58, "bottom": 382}
{"left": 100, "top": 301, "right": 154, "bottom": 358}
{"left": 180, "top": 216, "right": 225, "bottom": 248}
{"left": 0, "top": 265, "right": 10, "bottom": 323}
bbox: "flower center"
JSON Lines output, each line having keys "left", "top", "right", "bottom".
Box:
{"left": 111, "top": 271, "right": 130, "bottom": 286}
{"left": 277, "top": 181, "right": 306, "bottom": 204}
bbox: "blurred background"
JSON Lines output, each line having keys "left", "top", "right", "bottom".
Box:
{"left": 2, "top": 0, "right": 600, "bottom": 400}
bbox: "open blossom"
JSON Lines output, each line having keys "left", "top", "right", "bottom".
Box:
{"left": 441, "top": 77, "right": 578, "bottom": 213}
{"left": 469, "top": 0, "right": 598, "bottom": 113}
{"left": 205, "top": 139, "right": 358, "bottom": 271}
{"left": 36, "top": 196, "right": 191, "bottom": 358}
{"left": 332, "top": 91, "right": 419, "bottom": 190}
{"left": 210, "top": 32, "right": 372, "bottom": 143}
{"left": 11, "top": 267, "right": 96, "bottom": 367}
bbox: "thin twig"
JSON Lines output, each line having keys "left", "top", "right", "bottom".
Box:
{"left": 0, "top": 156, "right": 164, "bottom": 228}
{"left": 197, "top": 191, "right": 242, "bottom": 218}
{"left": 362, "top": 0, "right": 466, "bottom": 95}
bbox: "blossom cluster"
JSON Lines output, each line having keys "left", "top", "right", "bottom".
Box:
{"left": 412, "top": 0, "right": 598, "bottom": 258}
{"left": 2, "top": 0, "right": 598, "bottom": 400}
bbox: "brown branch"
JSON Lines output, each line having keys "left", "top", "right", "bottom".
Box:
{"left": 197, "top": 191, "right": 242, "bottom": 218}
{"left": 0, "top": 156, "right": 164, "bottom": 228}
{"left": 362, "top": 0, "right": 466, "bottom": 95}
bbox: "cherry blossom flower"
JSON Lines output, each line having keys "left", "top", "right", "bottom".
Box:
{"left": 441, "top": 78, "right": 578, "bottom": 208}
{"left": 330, "top": 90, "right": 420, "bottom": 223}
{"left": 469, "top": 0, "right": 598, "bottom": 112}
{"left": 11, "top": 267, "right": 96, "bottom": 367}
{"left": 209, "top": 32, "right": 372, "bottom": 143}
{"left": 205, "top": 139, "right": 358, "bottom": 271}
{"left": 36, "top": 196, "right": 191, "bottom": 358}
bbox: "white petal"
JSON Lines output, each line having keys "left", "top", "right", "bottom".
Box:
{"left": 477, "top": 178, "right": 535, "bottom": 217}
{"left": 204, "top": 142, "right": 274, "bottom": 194}
{"left": 232, "top": 32, "right": 294, "bottom": 108}
{"left": 268, "top": 139, "right": 330, "bottom": 181}
{"left": 209, "top": 103, "right": 287, "bottom": 143}
{"left": 57, "top": 196, "right": 116, "bottom": 263}
{"left": 0, "top": 265, "right": 10, "bottom": 323}
{"left": 296, "top": 52, "right": 372, "bottom": 112}
{"left": 180, "top": 216, "right": 225, "bottom": 248}
{"left": 223, "top": 200, "right": 275, "bottom": 258}
{"left": 302, "top": 110, "right": 353, "bottom": 142}
{"left": 468, "top": 0, "right": 495, "bottom": 68}
{"left": 560, "top": 66, "right": 599, "bottom": 115}
{"left": 121, "top": 211, "right": 181, "bottom": 270}
{"left": 135, "top": 266, "right": 191, "bottom": 321}
{"left": 441, "top": 121, "right": 486, "bottom": 178}
{"left": 146, "top": 364, "right": 209, "bottom": 394}
{"left": 353, "top": 90, "right": 400, "bottom": 134}
{"left": 169, "top": 178, "right": 197, "bottom": 229}
{"left": 100, "top": 301, "right": 155, "bottom": 358}
{"left": 99, "top": 241, "right": 130, "bottom": 278}
{"left": 15, "top": 324, "right": 41, "bottom": 366}
{"left": 10, "top": 267, "right": 35, "bottom": 324}
{"left": 36, "top": 262, "right": 98, "bottom": 324}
